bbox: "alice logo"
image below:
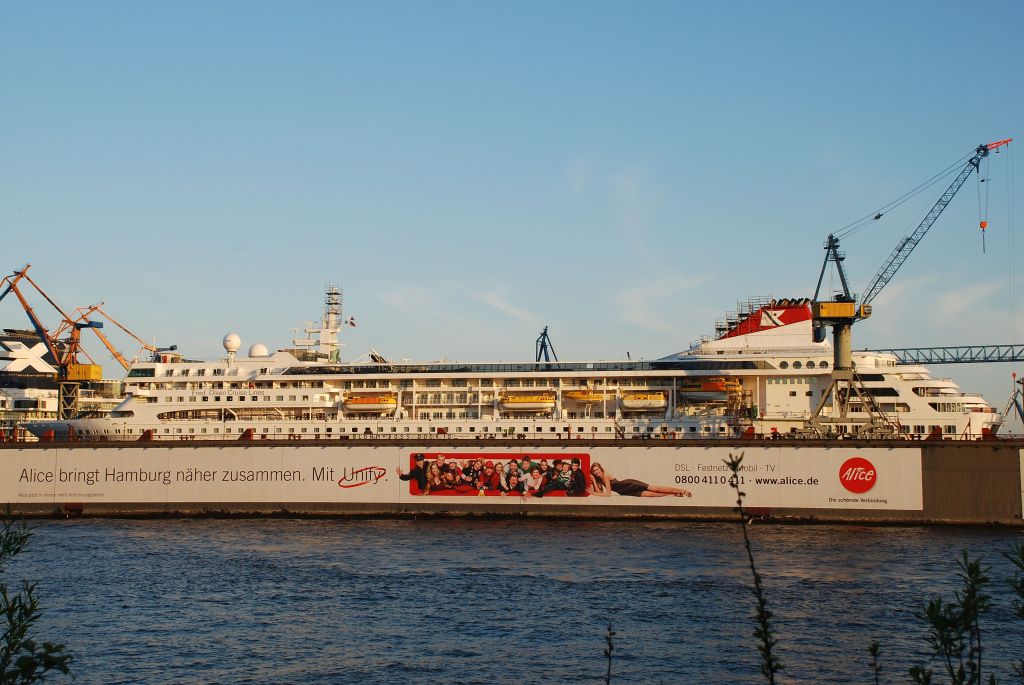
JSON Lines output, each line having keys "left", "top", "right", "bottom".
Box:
{"left": 337, "top": 466, "right": 387, "bottom": 489}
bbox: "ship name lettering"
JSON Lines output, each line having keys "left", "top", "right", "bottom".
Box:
{"left": 189, "top": 390, "right": 268, "bottom": 398}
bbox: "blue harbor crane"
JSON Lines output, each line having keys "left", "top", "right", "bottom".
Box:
{"left": 809, "top": 138, "right": 1013, "bottom": 436}
{"left": 535, "top": 326, "right": 558, "bottom": 363}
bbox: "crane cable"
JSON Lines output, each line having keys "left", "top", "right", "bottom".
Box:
{"left": 1009, "top": 143, "right": 1016, "bottom": 346}
{"left": 977, "top": 153, "right": 991, "bottom": 253}
{"left": 833, "top": 151, "right": 974, "bottom": 241}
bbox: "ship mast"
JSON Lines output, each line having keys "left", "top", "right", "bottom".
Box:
{"left": 291, "top": 285, "right": 345, "bottom": 362}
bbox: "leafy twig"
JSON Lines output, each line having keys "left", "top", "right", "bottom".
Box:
{"left": 869, "top": 640, "right": 882, "bottom": 685}
{"left": 603, "top": 622, "right": 615, "bottom": 685}
{"left": 725, "top": 452, "right": 782, "bottom": 684}
{"left": 0, "top": 512, "right": 72, "bottom": 684}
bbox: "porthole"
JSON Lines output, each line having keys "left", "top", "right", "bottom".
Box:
{"left": 820, "top": 361, "right": 829, "bottom": 369}
{"left": 779, "top": 361, "right": 789, "bottom": 369}
{"left": 793, "top": 361, "right": 802, "bottom": 369}
{"left": 807, "top": 361, "right": 816, "bottom": 369}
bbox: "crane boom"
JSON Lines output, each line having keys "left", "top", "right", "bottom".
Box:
{"left": 0, "top": 266, "right": 62, "bottom": 368}
{"left": 860, "top": 138, "right": 1013, "bottom": 305}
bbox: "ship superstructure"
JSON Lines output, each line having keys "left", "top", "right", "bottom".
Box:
{"left": 21, "top": 292, "right": 1003, "bottom": 442}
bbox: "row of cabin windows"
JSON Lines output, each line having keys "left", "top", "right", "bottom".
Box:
{"left": 84, "top": 422, "right": 959, "bottom": 437}
{"left": 161, "top": 395, "right": 311, "bottom": 403}
{"left": 89, "top": 423, "right": 734, "bottom": 436}
{"left": 778, "top": 360, "right": 828, "bottom": 370}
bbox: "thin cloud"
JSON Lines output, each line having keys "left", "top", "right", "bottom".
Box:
{"left": 474, "top": 292, "right": 534, "bottom": 324}
{"left": 937, "top": 281, "right": 1004, "bottom": 316}
{"left": 612, "top": 274, "right": 709, "bottom": 334}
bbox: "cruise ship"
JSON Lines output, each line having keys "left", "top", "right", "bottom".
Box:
{"left": 22, "top": 289, "right": 1003, "bottom": 442}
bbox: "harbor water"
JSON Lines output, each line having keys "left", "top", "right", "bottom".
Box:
{"left": 9, "top": 519, "right": 1024, "bottom": 684}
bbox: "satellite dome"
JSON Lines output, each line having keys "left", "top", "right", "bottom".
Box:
{"left": 222, "top": 333, "right": 242, "bottom": 352}
{"left": 248, "top": 343, "right": 269, "bottom": 358}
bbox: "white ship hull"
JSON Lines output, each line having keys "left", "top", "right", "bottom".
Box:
{"left": 21, "top": 296, "right": 1004, "bottom": 442}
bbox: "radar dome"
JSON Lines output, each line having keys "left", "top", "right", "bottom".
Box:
{"left": 248, "top": 343, "right": 269, "bottom": 358}
{"left": 223, "top": 333, "right": 242, "bottom": 352}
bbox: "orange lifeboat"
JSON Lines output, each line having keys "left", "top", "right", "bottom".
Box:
{"left": 565, "top": 390, "right": 604, "bottom": 403}
{"left": 500, "top": 393, "right": 556, "bottom": 411}
{"left": 343, "top": 394, "right": 398, "bottom": 412}
{"left": 620, "top": 392, "right": 667, "bottom": 410}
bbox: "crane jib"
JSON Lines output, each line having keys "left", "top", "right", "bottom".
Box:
{"left": 858, "top": 140, "right": 1010, "bottom": 306}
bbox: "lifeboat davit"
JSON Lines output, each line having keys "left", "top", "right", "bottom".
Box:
{"left": 344, "top": 394, "right": 398, "bottom": 412}
{"left": 500, "top": 393, "right": 556, "bottom": 411}
{"left": 565, "top": 390, "right": 604, "bottom": 403}
{"left": 620, "top": 392, "right": 667, "bottom": 410}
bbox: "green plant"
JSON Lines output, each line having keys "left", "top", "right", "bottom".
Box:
{"left": 725, "top": 452, "right": 782, "bottom": 684}
{"left": 910, "top": 550, "right": 994, "bottom": 685}
{"left": 1003, "top": 543, "right": 1024, "bottom": 681}
{"left": 0, "top": 514, "right": 72, "bottom": 684}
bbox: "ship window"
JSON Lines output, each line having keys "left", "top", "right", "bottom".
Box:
{"left": 789, "top": 391, "right": 797, "bottom": 397}
{"left": 915, "top": 425, "right": 925, "bottom": 433}
{"left": 719, "top": 426, "right": 726, "bottom": 432}
{"left": 404, "top": 427, "right": 410, "bottom": 433}
{"left": 263, "top": 428, "right": 269, "bottom": 433}
{"left": 779, "top": 361, "right": 789, "bottom": 369}
{"left": 820, "top": 361, "right": 828, "bottom": 368}
{"left": 606, "top": 427, "right": 614, "bottom": 432}
{"left": 945, "top": 425, "right": 956, "bottom": 434}
{"left": 793, "top": 361, "right": 802, "bottom": 369}
{"left": 214, "top": 397, "right": 221, "bottom": 402}
{"left": 239, "top": 396, "right": 245, "bottom": 402}
{"left": 806, "top": 391, "right": 813, "bottom": 396}
{"left": 807, "top": 361, "right": 816, "bottom": 369}
{"left": 202, "top": 396, "right": 208, "bottom": 402}
{"left": 352, "top": 427, "right": 359, "bottom": 433}
{"left": 226, "top": 396, "right": 232, "bottom": 402}
{"left": 301, "top": 428, "right": 307, "bottom": 433}
{"left": 689, "top": 427, "right": 697, "bottom": 432}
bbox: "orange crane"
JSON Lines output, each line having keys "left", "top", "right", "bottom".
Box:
{"left": 54, "top": 303, "right": 158, "bottom": 371}
{"left": 0, "top": 264, "right": 163, "bottom": 418}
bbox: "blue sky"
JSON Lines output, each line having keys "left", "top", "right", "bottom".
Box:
{"left": 2, "top": 1, "right": 1023, "bottom": 426}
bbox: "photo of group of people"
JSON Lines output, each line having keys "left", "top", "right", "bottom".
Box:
{"left": 396, "top": 453, "right": 692, "bottom": 499}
